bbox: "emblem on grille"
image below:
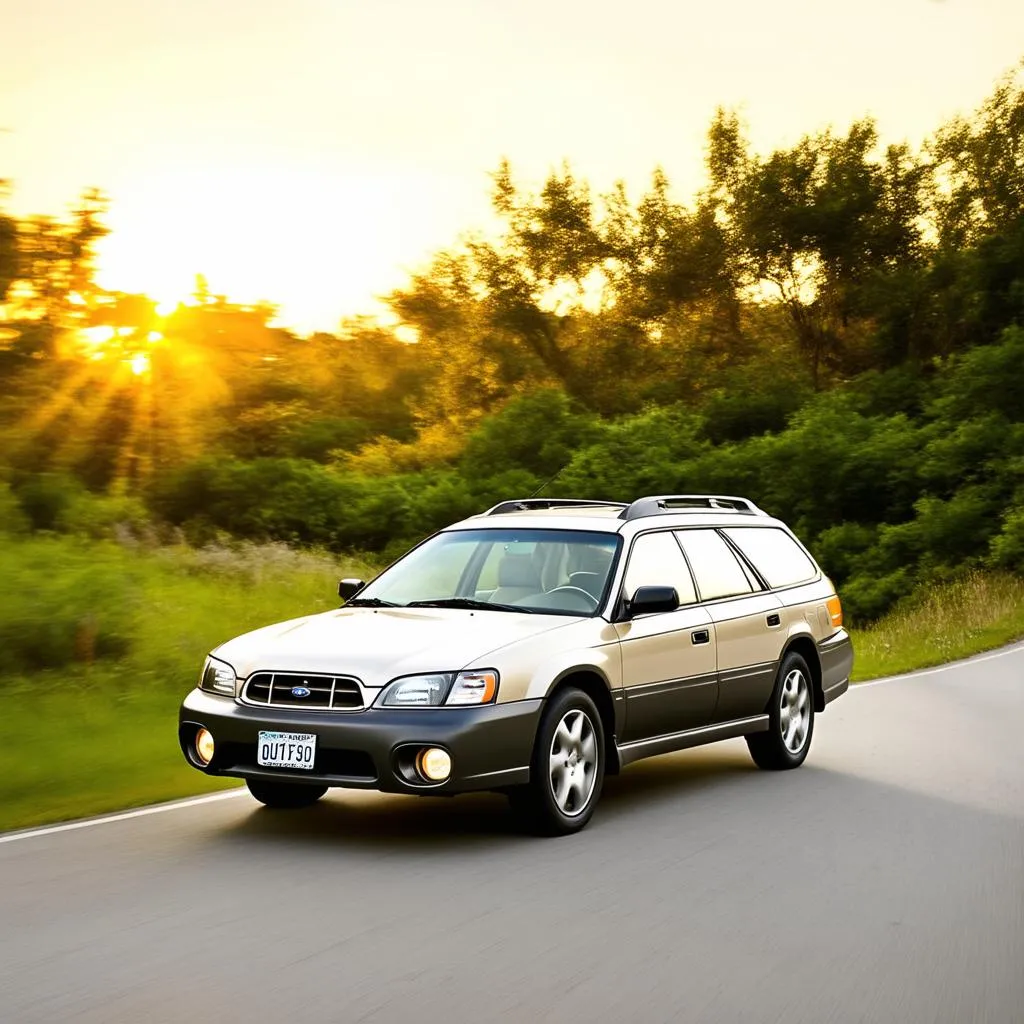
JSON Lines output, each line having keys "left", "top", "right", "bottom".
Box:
{"left": 291, "top": 686, "right": 311, "bottom": 698}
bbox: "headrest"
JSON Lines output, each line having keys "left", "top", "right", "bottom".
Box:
{"left": 572, "top": 545, "right": 613, "bottom": 575}
{"left": 498, "top": 554, "right": 541, "bottom": 588}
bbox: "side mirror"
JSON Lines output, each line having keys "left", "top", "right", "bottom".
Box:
{"left": 338, "top": 578, "right": 366, "bottom": 601}
{"left": 627, "top": 585, "right": 680, "bottom": 617}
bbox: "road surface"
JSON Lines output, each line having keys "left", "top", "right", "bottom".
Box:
{"left": 2, "top": 646, "right": 1023, "bottom": 1023}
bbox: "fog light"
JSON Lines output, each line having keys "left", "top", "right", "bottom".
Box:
{"left": 195, "top": 727, "right": 215, "bottom": 766}
{"left": 417, "top": 747, "right": 452, "bottom": 782}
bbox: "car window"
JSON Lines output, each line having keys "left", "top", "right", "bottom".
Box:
{"left": 721, "top": 527, "right": 818, "bottom": 589}
{"left": 356, "top": 528, "right": 620, "bottom": 616}
{"left": 674, "top": 529, "right": 754, "bottom": 601}
{"left": 623, "top": 531, "right": 698, "bottom": 605}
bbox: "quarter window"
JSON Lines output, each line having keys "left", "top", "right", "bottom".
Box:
{"left": 674, "top": 529, "right": 754, "bottom": 601}
{"left": 722, "top": 528, "right": 818, "bottom": 589}
{"left": 623, "top": 532, "right": 698, "bottom": 606}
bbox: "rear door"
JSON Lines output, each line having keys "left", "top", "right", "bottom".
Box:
{"left": 674, "top": 528, "right": 784, "bottom": 723}
{"left": 614, "top": 531, "right": 717, "bottom": 741}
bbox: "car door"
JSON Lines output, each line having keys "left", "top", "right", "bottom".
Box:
{"left": 674, "top": 528, "right": 784, "bottom": 723}
{"left": 614, "top": 531, "right": 718, "bottom": 742}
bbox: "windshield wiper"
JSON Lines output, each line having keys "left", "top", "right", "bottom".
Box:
{"left": 344, "top": 597, "right": 401, "bottom": 608}
{"left": 405, "top": 598, "right": 535, "bottom": 613}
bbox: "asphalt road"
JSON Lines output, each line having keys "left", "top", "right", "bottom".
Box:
{"left": 2, "top": 648, "right": 1023, "bottom": 1024}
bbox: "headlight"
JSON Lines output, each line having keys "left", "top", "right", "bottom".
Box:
{"left": 199, "top": 655, "right": 237, "bottom": 696}
{"left": 375, "top": 670, "right": 499, "bottom": 708}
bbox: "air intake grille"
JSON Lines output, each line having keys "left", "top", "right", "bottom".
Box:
{"left": 242, "top": 672, "right": 363, "bottom": 711}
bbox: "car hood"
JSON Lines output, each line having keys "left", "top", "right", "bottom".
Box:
{"left": 213, "top": 606, "right": 582, "bottom": 690}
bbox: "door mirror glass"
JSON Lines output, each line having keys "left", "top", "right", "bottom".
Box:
{"left": 338, "top": 578, "right": 366, "bottom": 600}
{"left": 628, "top": 585, "right": 680, "bottom": 617}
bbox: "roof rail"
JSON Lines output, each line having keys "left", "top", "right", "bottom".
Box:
{"left": 484, "top": 498, "right": 628, "bottom": 516}
{"left": 620, "top": 495, "right": 764, "bottom": 520}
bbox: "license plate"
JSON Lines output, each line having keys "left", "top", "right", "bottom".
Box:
{"left": 257, "top": 731, "right": 317, "bottom": 770}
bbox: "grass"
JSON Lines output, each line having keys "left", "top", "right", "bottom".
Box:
{"left": 0, "top": 536, "right": 375, "bottom": 832}
{"left": 849, "top": 571, "right": 1024, "bottom": 680}
{"left": 0, "top": 688, "right": 239, "bottom": 833}
{"left": 2, "top": 534, "right": 1022, "bottom": 832}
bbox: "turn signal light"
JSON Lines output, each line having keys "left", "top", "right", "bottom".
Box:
{"left": 826, "top": 596, "right": 843, "bottom": 628}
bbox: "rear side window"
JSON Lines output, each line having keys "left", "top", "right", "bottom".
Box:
{"left": 674, "top": 529, "right": 754, "bottom": 601}
{"left": 722, "top": 527, "right": 818, "bottom": 589}
{"left": 623, "top": 531, "right": 698, "bottom": 605}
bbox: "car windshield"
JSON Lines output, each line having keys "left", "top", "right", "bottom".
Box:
{"left": 352, "top": 528, "right": 622, "bottom": 616}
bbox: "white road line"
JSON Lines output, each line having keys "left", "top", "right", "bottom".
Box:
{"left": 4, "top": 640, "right": 1023, "bottom": 846}
{"left": 0, "top": 789, "right": 245, "bottom": 846}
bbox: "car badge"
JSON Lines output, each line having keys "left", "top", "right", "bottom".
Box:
{"left": 291, "top": 686, "right": 311, "bottom": 698}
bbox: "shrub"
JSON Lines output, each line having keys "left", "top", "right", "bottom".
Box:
{"left": 13, "top": 473, "right": 84, "bottom": 531}
{"left": 0, "top": 482, "right": 29, "bottom": 535}
{"left": 0, "top": 539, "right": 140, "bottom": 673}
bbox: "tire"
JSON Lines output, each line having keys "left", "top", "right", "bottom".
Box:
{"left": 746, "top": 651, "right": 815, "bottom": 770}
{"left": 507, "top": 687, "right": 605, "bottom": 836}
{"left": 246, "top": 779, "right": 328, "bottom": 809}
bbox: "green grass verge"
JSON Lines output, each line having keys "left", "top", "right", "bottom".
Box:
{"left": 0, "top": 688, "right": 240, "bottom": 833}
{"left": 0, "top": 537, "right": 375, "bottom": 832}
{"left": 2, "top": 536, "right": 1022, "bottom": 832}
{"left": 849, "top": 571, "right": 1024, "bottom": 680}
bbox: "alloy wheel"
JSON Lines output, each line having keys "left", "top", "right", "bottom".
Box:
{"left": 780, "top": 668, "right": 810, "bottom": 754}
{"left": 548, "top": 708, "right": 598, "bottom": 816}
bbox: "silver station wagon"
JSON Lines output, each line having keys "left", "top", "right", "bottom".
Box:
{"left": 179, "top": 495, "right": 853, "bottom": 835}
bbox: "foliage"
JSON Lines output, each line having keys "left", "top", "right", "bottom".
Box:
{"left": 3, "top": 64, "right": 1024, "bottom": 624}
{"left": 0, "top": 538, "right": 141, "bottom": 672}
{"left": 0, "top": 536, "right": 372, "bottom": 831}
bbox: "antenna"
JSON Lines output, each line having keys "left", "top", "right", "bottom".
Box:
{"left": 528, "top": 462, "right": 568, "bottom": 499}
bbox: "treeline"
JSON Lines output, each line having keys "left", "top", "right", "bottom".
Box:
{"left": 2, "top": 65, "right": 1024, "bottom": 622}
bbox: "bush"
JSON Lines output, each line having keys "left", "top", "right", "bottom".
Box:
{"left": 13, "top": 473, "right": 84, "bottom": 531}
{"left": 0, "top": 539, "right": 140, "bottom": 673}
{"left": 459, "top": 388, "right": 600, "bottom": 480}
{"left": 0, "top": 482, "right": 29, "bottom": 535}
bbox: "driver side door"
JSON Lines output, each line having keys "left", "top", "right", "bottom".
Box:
{"left": 614, "top": 531, "right": 718, "bottom": 742}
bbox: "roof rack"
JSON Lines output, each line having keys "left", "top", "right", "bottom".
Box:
{"left": 484, "top": 498, "right": 628, "bottom": 516}
{"left": 620, "top": 495, "right": 764, "bottom": 520}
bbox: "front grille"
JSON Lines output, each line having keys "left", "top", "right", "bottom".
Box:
{"left": 216, "top": 742, "right": 377, "bottom": 780}
{"left": 242, "top": 672, "right": 363, "bottom": 711}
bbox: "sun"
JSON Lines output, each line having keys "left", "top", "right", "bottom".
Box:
{"left": 129, "top": 352, "right": 150, "bottom": 376}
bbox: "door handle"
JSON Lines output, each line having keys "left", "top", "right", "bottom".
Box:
{"left": 691, "top": 629, "right": 710, "bottom": 645}
{"left": 766, "top": 613, "right": 781, "bottom": 627}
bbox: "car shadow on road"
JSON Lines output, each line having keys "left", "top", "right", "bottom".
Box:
{"left": 215, "top": 742, "right": 763, "bottom": 851}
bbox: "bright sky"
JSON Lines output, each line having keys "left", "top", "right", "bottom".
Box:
{"left": 1, "top": 0, "right": 1020, "bottom": 333}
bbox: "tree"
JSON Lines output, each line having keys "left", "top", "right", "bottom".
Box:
{"left": 708, "top": 111, "right": 927, "bottom": 387}
{"left": 0, "top": 179, "right": 15, "bottom": 303}
{"left": 930, "top": 63, "right": 1024, "bottom": 248}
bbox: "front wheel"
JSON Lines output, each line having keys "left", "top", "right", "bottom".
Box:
{"left": 508, "top": 687, "right": 605, "bottom": 836}
{"left": 746, "top": 652, "right": 815, "bottom": 770}
{"left": 246, "top": 779, "right": 328, "bottom": 809}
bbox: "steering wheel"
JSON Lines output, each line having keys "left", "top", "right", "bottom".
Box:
{"left": 544, "top": 585, "right": 599, "bottom": 611}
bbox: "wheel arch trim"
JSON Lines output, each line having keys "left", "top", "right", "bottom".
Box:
{"left": 779, "top": 632, "right": 825, "bottom": 712}
{"left": 544, "top": 665, "right": 622, "bottom": 774}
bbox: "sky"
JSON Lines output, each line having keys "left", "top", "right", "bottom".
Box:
{"left": 1, "top": 0, "right": 1021, "bottom": 333}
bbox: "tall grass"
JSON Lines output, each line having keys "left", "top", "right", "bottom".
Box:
{"left": 0, "top": 536, "right": 376, "bottom": 831}
{"left": 0, "top": 536, "right": 376, "bottom": 692}
{"left": 850, "top": 571, "right": 1024, "bottom": 679}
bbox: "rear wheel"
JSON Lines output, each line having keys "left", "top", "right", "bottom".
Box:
{"left": 246, "top": 779, "right": 327, "bottom": 809}
{"left": 508, "top": 687, "right": 605, "bottom": 836}
{"left": 746, "top": 652, "right": 815, "bottom": 770}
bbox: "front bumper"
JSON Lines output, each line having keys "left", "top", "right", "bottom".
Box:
{"left": 179, "top": 689, "right": 542, "bottom": 794}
